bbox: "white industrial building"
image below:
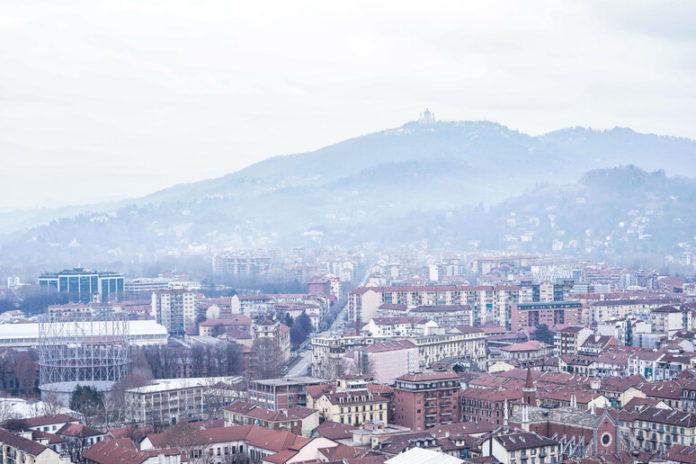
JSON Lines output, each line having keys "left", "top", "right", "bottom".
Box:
{"left": 0, "top": 320, "right": 168, "bottom": 348}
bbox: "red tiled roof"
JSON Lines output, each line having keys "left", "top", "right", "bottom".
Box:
{"left": 262, "top": 449, "right": 298, "bottom": 463}
{"left": 667, "top": 444, "right": 696, "bottom": 464}
{"left": 452, "top": 326, "right": 485, "bottom": 334}
{"left": 306, "top": 384, "right": 335, "bottom": 399}
{"left": 0, "top": 428, "right": 49, "bottom": 456}
{"left": 224, "top": 401, "right": 316, "bottom": 423}
{"left": 57, "top": 422, "right": 103, "bottom": 438}
{"left": 360, "top": 340, "right": 416, "bottom": 353}
{"left": 315, "top": 421, "right": 357, "bottom": 440}
{"left": 22, "top": 414, "right": 78, "bottom": 428}
{"left": 460, "top": 388, "right": 523, "bottom": 401}
{"left": 82, "top": 439, "right": 149, "bottom": 464}
{"left": 501, "top": 340, "right": 549, "bottom": 352}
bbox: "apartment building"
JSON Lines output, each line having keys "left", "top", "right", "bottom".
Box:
{"left": 587, "top": 299, "right": 679, "bottom": 324}
{"left": 311, "top": 335, "right": 376, "bottom": 380}
{"left": 632, "top": 407, "right": 696, "bottom": 453}
{"left": 651, "top": 305, "right": 688, "bottom": 337}
{"left": 553, "top": 326, "right": 593, "bottom": 356}
{"left": 247, "top": 377, "right": 326, "bottom": 411}
{"left": 212, "top": 253, "right": 271, "bottom": 276}
{"left": 199, "top": 314, "right": 252, "bottom": 337}
{"left": 230, "top": 295, "right": 275, "bottom": 318}
{"left": 409, "top": 327, "right": 487, "bottom": 371}
{"left": 348, "top": 285, "right": 517, "bottom": 328}
{"left": 151, "top": 289, "right": 197, "bottom": 337}
{"left": 124, "top": 376, "right": 243, "bottom": 426}
{"left": 224, "top": 400, "right": 319, "bottom": 436}
{"left": 481, "top": 429, "right": 560, "bottom": 464}
{"left": 460, "top": 388, "right": 522, "bottom": 425}
{"left": 363, "top": 317, "right": 436, "bottom": 337}
{"left": 393, "top": 371, "right": 461, "bottom": 431}
{"left": 408, "top": 305, "right": 472, "bottom": 329}
{"left": 352, "top": 340, "right": 419, "bottom": 384}
{"left": 510, "top": 301, "right": 583, "bottom": 332}
{"left": 313, "top": 391, "right": 389, "bottom": 427}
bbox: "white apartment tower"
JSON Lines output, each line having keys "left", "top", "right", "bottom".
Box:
{"left": 151, "top": 290, "right": 197, "bottom": 336}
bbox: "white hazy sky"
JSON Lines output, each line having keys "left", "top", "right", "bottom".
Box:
{"left": 1, "top": 0, "right": 695, "bottom": 211}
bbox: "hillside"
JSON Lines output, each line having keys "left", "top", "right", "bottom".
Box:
{"left": 1, "top": 118, "right": 696, "bottom": 275}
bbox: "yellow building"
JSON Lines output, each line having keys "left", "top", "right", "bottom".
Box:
{"left": 313, "top": 391, "right": 388, "bottom": 427}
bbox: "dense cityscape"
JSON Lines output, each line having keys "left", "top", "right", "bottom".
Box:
{"left": 0, "top": 247, "right": 696, "bottom": 464}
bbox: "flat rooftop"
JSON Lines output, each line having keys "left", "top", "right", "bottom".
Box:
{"left": 249, "top": 376, "right": 326, "bottom": 387}
{"left": 127, "top": 376, "right": 244, "bottom": 394}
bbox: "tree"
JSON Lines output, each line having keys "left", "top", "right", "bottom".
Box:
{"left": 283, "top": 313, "right": 294, "bottom": 327}
{"left": 69, "top": 385, "right": 103, "bottom": 426}
{"left": 532, "top": 324, "right": 554, "bottom": 345}
{"left": 211, "top": 323, "right": 227, "bottom": 337}
{"left": 40, "top": 393, "right": 65, "bottom": 416}
{"left": 2, "top": 418, "right": 27, "bottom": 431}
{"left": 14, "top": 352, "right": 37, "bottom": 396}
{"left": 224, "top": 342, "right": 243, "bottom": 376}
{"left": 249, "top": 339, "right": 284, "bottom": 379}
{"left": 290, "top": 312, "right": 313, "bottom": 347}
{"left": 162, "top": 421, "right": 202, "bottom": 448}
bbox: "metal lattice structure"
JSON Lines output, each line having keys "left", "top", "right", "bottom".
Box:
{"left": 38, "top": 312, "right": 131, "bottom": 390}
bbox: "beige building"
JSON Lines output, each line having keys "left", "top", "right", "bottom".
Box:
{"left": 0, "top": 429, "right": 61, "bottom": 464}
{"left": 586, "top": 299, "right": 675, "bottom": 324}
{"left": 348, "top": 285, "right": 519, "bottom": 329}
{"left": 251, "top": 315, "right": 291, "bottom": 362}
{"left": 230, "top": 295, "right": 275, "bottom": 318}
{"left": 313, "top": 390, "right": 388, "bottom": 427}
{"left": 410, "top": 327, "right": 486, "bottom": 370}
{"left": 481, "top": 430, "right": 559, "bottom": 464}
{"left": 632, "top": 407, "right": 696, "bottom": 453}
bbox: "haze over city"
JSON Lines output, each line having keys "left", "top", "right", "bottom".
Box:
{"left": 2, "top": 3, "right": 696, "bottom": 464}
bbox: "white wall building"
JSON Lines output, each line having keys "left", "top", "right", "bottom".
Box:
{"left": 152, "top": 290, "right": 197, "bottom": 336}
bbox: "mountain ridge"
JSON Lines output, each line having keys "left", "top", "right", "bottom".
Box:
{"left": 2, "top": 119, "right": 696, "bottom": 275}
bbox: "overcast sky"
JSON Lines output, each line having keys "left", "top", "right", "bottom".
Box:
{"left": 1, "top": 0, "right": 695, "bottom": 211}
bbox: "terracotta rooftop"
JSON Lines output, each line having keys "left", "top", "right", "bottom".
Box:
{"left": 20, "top": 414, "right": 78, "bottom": 428}
{"left": 314, "top": 420, "right": 357, "bottom": 440}
{"left": 0, "top": 428, "right": 49, "bottom": 456}
{"left": 360, "top": 340, "right": 416, "bottom": 353}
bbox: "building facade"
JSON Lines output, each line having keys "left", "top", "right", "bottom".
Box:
{"left": 151, "top": 290, "right": 197, "bottom": 337}
{"left": 393, "top": 371, "right": 461, "bottom": 431}
{"left": 124, "top": 376, "right": 243, "bottom": 426}
{"left": 247, "top": 377, "right": 326, "bottom": 412}
{"left": 511, "top": 301, "right": 583, "bottom": 332}
{"left": 38, "top": 268, "right": 124, "bottom": 303}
